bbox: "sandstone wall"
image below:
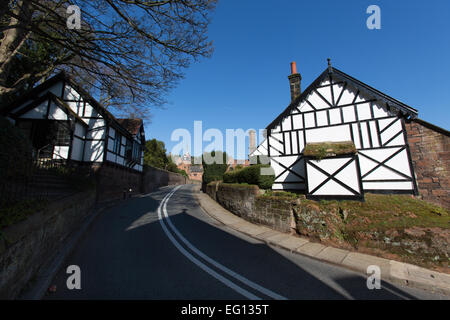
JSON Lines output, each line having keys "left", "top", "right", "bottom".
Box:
{"left": 93, "top": 163, "right": 143, "bottom": 202}
{"left": 0, "top": 191, "right": 96, "bottom": 299}
{"left": 406, "top": 119, "right": 450, "bottom": 208}
{"left": 142, "top": 165, "right": 187, "bottom": 194}
{"left": 206, "top": 182, "right": 293, "bottom": 233}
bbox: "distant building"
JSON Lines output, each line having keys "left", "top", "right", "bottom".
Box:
{"left": 176, "top": 153, "right": 203, "bottom": 181}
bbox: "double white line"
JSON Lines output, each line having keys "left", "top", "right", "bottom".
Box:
{"left": 157, "top": 186, "right": 287, "bottom": 300}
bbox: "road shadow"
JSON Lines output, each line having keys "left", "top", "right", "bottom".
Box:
{"left": 44, "top": 185, "right": 425, "bottom": 300}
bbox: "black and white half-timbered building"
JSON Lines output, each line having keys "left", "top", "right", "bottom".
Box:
{"left": 251, "top": 61, "right": 419, "bottom": 200}
{"left": 2, "top": 71, "right": 145, "bottom": 172}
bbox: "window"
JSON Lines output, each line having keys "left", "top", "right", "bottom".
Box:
{"left": 125, "top": 139, "right": 133, "bottom": 161}
{"left": 132, "top": 142, "right": 141, "bottom": 161}
{"left": 54, "top": 122, "right": 71, "bottom": 146}
{"left": 114, "top": 132, "right": 121, "bottom": 154}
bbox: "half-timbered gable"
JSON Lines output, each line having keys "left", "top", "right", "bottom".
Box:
{"left": 2, "top": 72, "right": 145, "bottom": 172}
{"left": 251, "top": 63, "right": 419, "bottom": 198}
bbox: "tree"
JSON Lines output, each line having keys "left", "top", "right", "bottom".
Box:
{"left": 0, "top": 0, "right": 217, "bottom": 118}
{"left": 143, "top": 138, "right": 169, "bottom": 169}
{"left": 202, "top": 150, "right": 228, "bottom": 184}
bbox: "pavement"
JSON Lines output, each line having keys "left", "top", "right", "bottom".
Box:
{"left": 38, "top": 184, "right": 448, "bottom": 299}
{"left": 193, "top": 185, "right": 450, "bottom": 296}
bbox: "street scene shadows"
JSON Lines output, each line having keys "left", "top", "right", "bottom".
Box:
{"left": 45, "top": 185, "right": 421, "bottom": 300}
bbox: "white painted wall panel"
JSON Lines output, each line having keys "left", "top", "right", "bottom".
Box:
{"left": 53, "top": 146, "right": 69, "bottom": 159}
{"left": 314, "top": 180, "right": 354, "bottom": 196}
{"left": 360, "top": 122, "right": 370, "bottom": 148}
{"left": 87, "top": 128, "right": 105, "bottom": 140}
{"left": 317, "top": 110, "right": 328, "bottom": 126}
{"left": 308, "top": 91, "right": 328, "bottom": 110}
{"left": 363, "top": 181, "right": 413, "bottom": 190}
{"left": 373, "top": 102, "right": 389, "bottom": 118}
{"left": 342, "top": 106, "right": 356, "bottom": 123}
{"left": 329, "top": 108, "right": 341, "bottom": 125}
{"left": 385, "top": 133, "right": 405, "bottom": 147}
{"left": 281, "top": 116, "right": 292, "bottom": 131}
{"left": 381, "top": 119, "right": 402, "bottom": 145}
{"left": 369, "top": 121, "right": 380, "bottom": 147}
{"left": 84, "top": 103, "right": 100, "bottom": 118}
{"left": 304, "top": 113, "right": 315, "bottom": 128}
{"left": 84, "top": 140, "right": 104, "bottom": 162}
{"left": 292, "top": 114, "right": 303, "bottom": 129}
{"left": 352, "top": 123, "right": 361, "bottom": 148}
{"left": 356, "top": 102, "right": 372, "bottom": 120}
{"left": 20, "top": 101, "right": 48, "bottom": 119}
{"left": 74, "top": 123, "right": 85, "bottom": 137}
{"left": 291, "top": 131, "right": 298, "bottom": 154}
{"left": 71, "top": 137, "right": 84, "bottom": 161}
{"left": 284, "top": 132, "right": 291, "bottom": 154}
{"left": 306, "top": 124, "right": 351, "bottom": 143}
{"left": 48, "top": 102, "right": 67, "bottom": 120}
{"left": 299, "top": 100, "right": 314, "bottom": 112}
{"left": 338, "top": 88, "right": 355, "bottom": 106}
{"left": 316, "top": 87, "right": 332, "bottom": 105}
{"left": 64, "top": 85, "right": 81, "bottom": 101}
{"left": 272, "top": 183, "right": 304, "bottom": 190}
{"left": 66, "top": 100, "right": 83, "bottom": 116}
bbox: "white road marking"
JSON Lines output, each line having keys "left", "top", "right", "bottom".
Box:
{"left": 158, "top": 185, "right": 287, "bottom": 300}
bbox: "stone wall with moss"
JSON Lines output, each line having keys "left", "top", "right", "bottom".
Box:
{"left": 205, "top": 183, "right": 449, "bottom": 271}
{"left": 0, "top": 191, "right": 96, "bottom": 299}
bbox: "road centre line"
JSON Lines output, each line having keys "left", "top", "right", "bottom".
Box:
{"left": 158, "top": 186, "right": 287, "bottom": 300}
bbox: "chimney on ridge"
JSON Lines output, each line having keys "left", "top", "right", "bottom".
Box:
{"left": 288, "top": 61, "right": 302, "bottom": 103}
{"left": 249, "top": 130, "right": 256, "bottom": 155}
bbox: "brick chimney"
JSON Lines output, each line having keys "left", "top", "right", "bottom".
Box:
{"left": 288, "top": 61, "right": 302, "bottom": 103}
{"left": 249, "top": 130, "right": 256, "bottom": 155}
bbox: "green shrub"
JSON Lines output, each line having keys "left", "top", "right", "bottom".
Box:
{"left": 202, "top": 151, "right": 229, "bottom": 184}
{"left": 223, "top": 164, "right": 275, "bottom": 189}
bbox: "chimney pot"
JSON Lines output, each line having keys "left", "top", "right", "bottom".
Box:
{"left": 290, "top": 61, "right": 298, "bottom": 75}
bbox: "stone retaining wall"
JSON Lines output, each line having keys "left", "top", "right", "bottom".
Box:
{"left": 206, "top": 182, "right": 293, "bottom": 233}
{"left": 143, "top": 166, "right": 187, "bottom": 194}
{"left": 405, "top": 119, "right": 450, "bottom": 208}
{"left": 0, "top": 191, "right": 96, "bottom": 299}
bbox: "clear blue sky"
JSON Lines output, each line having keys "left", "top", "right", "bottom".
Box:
{"left": 145, "top": 0, "right": 450, "bottom": 158}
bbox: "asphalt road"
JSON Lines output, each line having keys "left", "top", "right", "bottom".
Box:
{"left": 45, "top": 184, "right": 447, "bottom": 300}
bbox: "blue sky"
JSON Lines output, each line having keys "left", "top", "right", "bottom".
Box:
{"left": 145, "top": 0, "right": 450, "bottom": 158}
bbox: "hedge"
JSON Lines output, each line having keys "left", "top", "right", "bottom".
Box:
{"left": 223, "top": 164, "right": 275, "bottom": 189}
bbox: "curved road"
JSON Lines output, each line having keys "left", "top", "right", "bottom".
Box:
{"left": 45, "top": 185, "right": 446, "bottom": 300}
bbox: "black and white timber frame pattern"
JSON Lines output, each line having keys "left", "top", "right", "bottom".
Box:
{"left": 2, "top": 72, "right": 145, "bottom": 172}
{"left": 251, "top": 67, "right": 419, "bottom": 195}
{"left": 304, "top": 153, "right": 364, "bottom": 200}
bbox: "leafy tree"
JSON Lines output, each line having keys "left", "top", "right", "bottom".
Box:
{"left": 0, "top": 0, "right": 217, "bottom": 118}
{"left": 143, "top": 139, "right": 169, "bottom": 169}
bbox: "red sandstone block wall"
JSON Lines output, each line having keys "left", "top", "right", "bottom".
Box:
{"left": 405, "top": 120, "right": 450, "bottom": 208}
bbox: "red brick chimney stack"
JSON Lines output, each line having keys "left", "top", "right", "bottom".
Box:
{"left": 288, "top": 61, "right": 302, "bottom": 103}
